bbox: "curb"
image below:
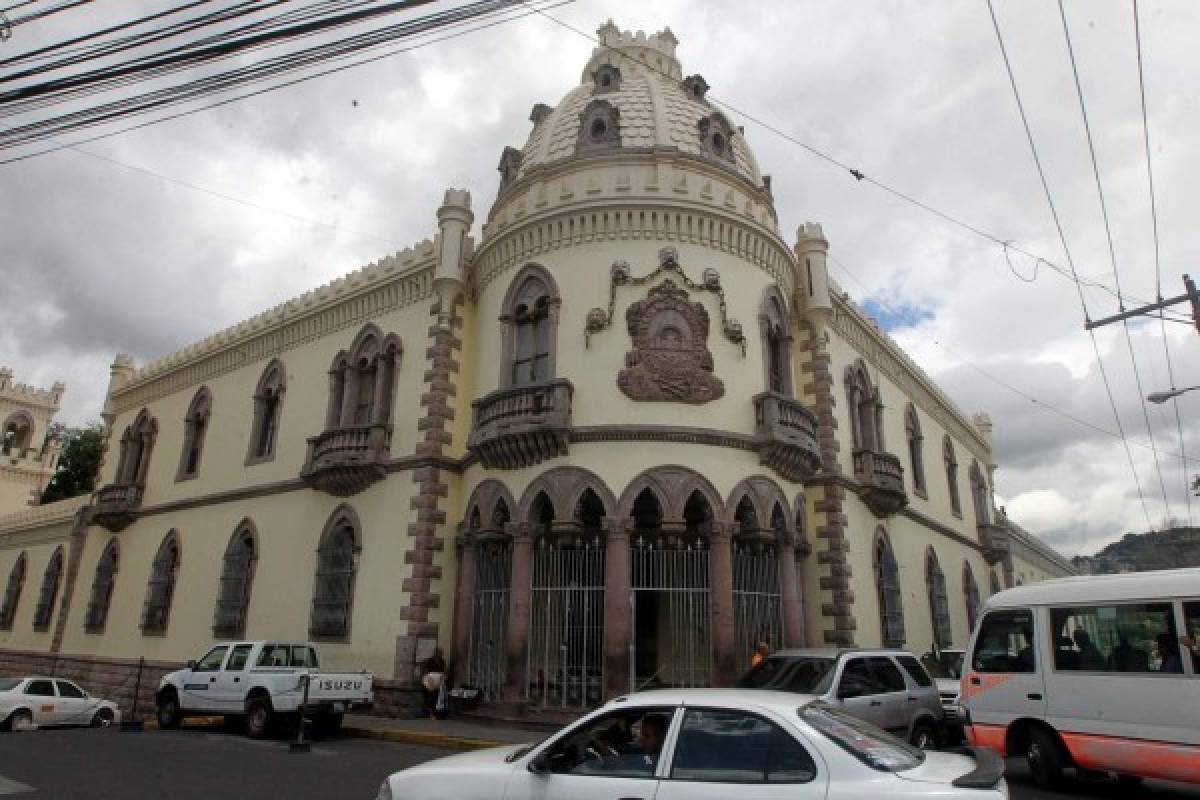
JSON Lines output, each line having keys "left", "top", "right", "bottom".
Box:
{"left": 341, "top": 726, "right": 507, "bottom": 752}
{"left": 141, "top": 716, "right": 225, "bottom": 731}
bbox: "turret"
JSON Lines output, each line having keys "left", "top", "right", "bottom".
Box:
{"left": 101, "top": 353, "right": 136, "bottom": 430}
{"left": 433, "top": 188, "right": 474, "bottom": 326}
{"left": 795, "top": 222, "right": 831, "bottom": 318}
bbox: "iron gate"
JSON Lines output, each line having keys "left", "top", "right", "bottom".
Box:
{"left": 631, "top": 534, "right": 712, "bottom": 689}
{"left": 526, "top": 534, "right": 605, "bottom": 710}
{"left": 733, "top": 540, "right": 783, "bottom": 664}
{"left": 467, "top": 539, "right": 510, "bottom": 702}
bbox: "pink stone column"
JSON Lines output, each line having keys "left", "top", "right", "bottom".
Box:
{"left": 450, "top": 530, "right": 478, "bottom": 684}
{"left": 603, "top": 518, "right": 632, "bottom": 699}
{"left": 503, "top": 523, "right": 533, "bottom": 702}
{"left": 709, "top": 522, "right": 737, "bottom": 687}
{"left": 778, "top": 539, "right": 806, "bottom": 648}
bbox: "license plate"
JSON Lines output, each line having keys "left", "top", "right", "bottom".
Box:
{"left": 332, "top": 702, "right": 345, "bottom": 713}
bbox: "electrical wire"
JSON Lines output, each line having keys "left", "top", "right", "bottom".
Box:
{"left": 1058, "top": 0, "right": 1170, "bottom": 521}
{"left": 987, "top": 0, "right": 1154, "bottom": 531}
{"left": 5, "top": 0, "right": 90, "bottom": 29}
{"left": 1133, "top": 0, "right": 1191, "bottom": 527}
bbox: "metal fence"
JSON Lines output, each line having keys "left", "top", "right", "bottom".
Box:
{"left": 631, "top": 535, "right": 712, "bottom": 690}
{"left": 468, "top": 539, "right": 511, "bottom": 702}
{"left": 733, "top": 542, "right": 783, "bottom": 663}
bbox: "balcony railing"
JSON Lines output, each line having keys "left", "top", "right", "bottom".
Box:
{"left": 468, "top": 379, "right": 573, "bottom": 469}
{"left": 977, "top": 522, "right": 1011, "bottom": 565}
{"left": 753, "top": 392, "right": 820, "bottom": 482}
{"left": 92, "top": 483, "right": 144, "bottom": 532}
{"left": 853, "top": 448, "right": 908, "bottom": 517}
{"left": 300, "top": 423, "right": 391, "bottom": 497}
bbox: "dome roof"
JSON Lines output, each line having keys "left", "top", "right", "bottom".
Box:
{"left": 508, "top": 21, "right": 764, "bottom": 189}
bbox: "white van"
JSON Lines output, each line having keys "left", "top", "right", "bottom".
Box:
{"left": 960, "top": 567, "right": 1199, "bottom": 789}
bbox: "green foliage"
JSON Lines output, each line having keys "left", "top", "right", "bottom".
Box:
{"left": 40, "top": 423, "right": 104, "bottom": 504}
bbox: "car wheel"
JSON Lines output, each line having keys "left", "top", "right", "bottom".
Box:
{"left": 5, "top": 709, "right": 33, "bottom": 732}
{"left": 1026, "top": 727, "right": 1066, "bottom": 790}
{"left": 91, "top": 708, "right": 115, "bottom": 728}
{"left": 909, "top": 720, "right": 937, "bottom": 751}
{"left": 156, "top": 692, "right": 182, "bottom": 730}
{"left": 244, "top": 698, "right": 273, "bottom": 739}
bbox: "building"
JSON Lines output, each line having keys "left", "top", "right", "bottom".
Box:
{"left": 0, "top": 368, "right": 64, "bottom": 516}
{"left": 0, "top": 22, "right": 1072, "bottom": 716}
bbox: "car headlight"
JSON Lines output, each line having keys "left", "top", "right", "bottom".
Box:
{"left": 375, "top": 779, "right": 393, "bottom": 800}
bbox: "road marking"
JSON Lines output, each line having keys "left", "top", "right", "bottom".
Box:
{"left": 0, "top": 774, "right": 34, "bottom": 795}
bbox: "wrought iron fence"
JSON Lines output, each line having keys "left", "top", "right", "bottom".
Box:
{"left": 631, "top": 534, "right": 712, "bottom": 690}
{"left": 733, "top": 541, "right": 783, "bottom": 664}
{"left": 468, "top": 539, "right": 511, "bottom": 702}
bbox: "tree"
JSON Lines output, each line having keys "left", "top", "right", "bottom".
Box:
{"left": 40, "top": 423, "right": 104, "bottom": 504}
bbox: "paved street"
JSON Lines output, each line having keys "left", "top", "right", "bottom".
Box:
{"left": 1, "top": 726, "right": 1199, "bottom": 799}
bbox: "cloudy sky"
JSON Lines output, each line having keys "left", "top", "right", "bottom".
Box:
{"left": 3, "top": 1, "right": 1197, "bottom": 556}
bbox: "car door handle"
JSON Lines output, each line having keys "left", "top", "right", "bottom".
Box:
{"left": 1027, "top": 693, "right": 1042, "bottom": 700}
{"left": 869, "top": 700, "right": 882, "bottom": 707}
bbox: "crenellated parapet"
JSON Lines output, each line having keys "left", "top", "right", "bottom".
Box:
{"left": 0, "top": 368, "right": 64, "bottom": 411}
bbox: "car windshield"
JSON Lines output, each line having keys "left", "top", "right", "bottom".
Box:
{"left": 800, "top": 702, "right": 925, "bottom": 772}
{"left": 737, "top": 656, "right": 836, "bottom": 694}
{"left": 921, "top": 651, "right": 964, "bottom": 680}
{"left": 0, "top": 678, "right": 21, "bottom": 691}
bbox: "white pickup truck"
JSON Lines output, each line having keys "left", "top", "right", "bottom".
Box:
{"left": 155, "top": 641, "right": 373, "bottom": 738}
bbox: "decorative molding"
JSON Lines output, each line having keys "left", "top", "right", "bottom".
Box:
{"left": 569, "top": 424, "right": 758, "bottom": 452}
{"left": 0, "top": 496, "right": 86, "bottom": 535}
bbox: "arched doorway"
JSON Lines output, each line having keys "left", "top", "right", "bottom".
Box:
{"left": 732, "top": 498, "right": 785, "bottom": 664}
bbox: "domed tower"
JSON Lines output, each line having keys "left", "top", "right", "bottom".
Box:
{"left": 455, "top": 22, "right": 820, "bottom": 710}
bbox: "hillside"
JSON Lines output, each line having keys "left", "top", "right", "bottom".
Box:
{"left": 1071, "top": 527, "right": 1200, "bottom": 574}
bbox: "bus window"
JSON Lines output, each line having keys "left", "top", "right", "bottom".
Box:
{"left": 1049, "top": 604, "right": 1176, "bottom": 673}
{"left": 971, "top": 610, "right": 1035, "bottom": 673}
{"left": 1185, "top": 602, "right": 1200, "bottom": 673}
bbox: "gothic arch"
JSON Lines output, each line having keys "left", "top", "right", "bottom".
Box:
{"left": 213, "top": 519, "right": 259, "bottom": 637}
{"left": 724, "top": 476, "right": 793, "bottom": 540}
{"left": 616, "top": 465, "right": 724, "bottom": 523}
{"left": 758, "top": 285, "right": 794, "bottom": 397}
{"left": 464, "top": 480, "right": 518, "bottom": 532}
{"left": 117, "top": 408, "right": 158, "bottom": 485}
{"left": 246, "top": 358, "right": 286, "bottom": 464}
{"left": 310, "top": 504, "right": 363, "bottom": 639}
{"left": 844, "top": 359, "right": 883, "bottom": 452}
{"left": 32, "top": 546, "right": 64, "bottom": 631}
{"left": 963, "top": 560, "right": 981, "bottom": 633}
{"left": 516, "top": 466, "right": 616, "bottom": 524}
{"left": 1, "top": 410, "right": 35, "bottom": 454}
{"left": 325, "top": 324, "right": 402, "bottom": 428}
{"left": 141, "top": 530, "right": 181, "bottom": 635}
{"left": 499, "top": 263, "right": 562, "bottom": 389}
{"left": 873, "top": 527, "right": 905, "bottom": 648}
{"left": 84, "top": 538, "right": 120, "bottom": 632}
{"left": 925, "top": 546, "right": 952, "bottom": 649}
{"left": 176, "top": 386, "right": 212, "bottom": 481}
{"left": 0, "top": 552, "right": 27, "bottom": 629}
{"left": 904, "top": 403, "right": 926, "bottom": 495}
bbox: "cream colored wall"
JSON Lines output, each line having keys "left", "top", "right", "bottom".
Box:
{"left": 0, "top": 396, "right": 54, "bottom": 450}
{"left": 59, "top": 477, "right": 419, "bottom": 677}
{"left": 98, "top": 296, "right": 434, "bottom": 508}
{"left": 0, "top": 477, "right": 35, "bottom": 515}
{"left": 0, "top": 535, "right": 69, "bottom": 652}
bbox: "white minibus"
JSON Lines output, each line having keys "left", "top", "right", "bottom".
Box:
{"left": 960, "top": 567, "right": 1199, "bottom": 789}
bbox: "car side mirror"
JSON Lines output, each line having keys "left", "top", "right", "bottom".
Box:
{"left": 528, "top": 753, "right": 549, "bottom": 774}
{"left": 186, "top": 660, "right": 197, "bottom": 670}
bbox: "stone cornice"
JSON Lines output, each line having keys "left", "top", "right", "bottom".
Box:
{"left": 1004, "top": 519, "right": 1074, "bottom": 575}
{"left": 111, "top": 249, "right": 439, "bottom": 414}
{"left": 0, "top": 496, "right": 85, "bottom": 535}
{"left": 827, "top": 287, "right": 991, "bottom": 463}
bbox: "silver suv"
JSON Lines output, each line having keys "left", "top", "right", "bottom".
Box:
{"left": 736, "top": 648, "right": 943, "bottom": 749}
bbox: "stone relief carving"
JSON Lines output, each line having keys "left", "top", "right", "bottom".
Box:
{"left": 617, "top": 279, "right": 724, "bottom": 404}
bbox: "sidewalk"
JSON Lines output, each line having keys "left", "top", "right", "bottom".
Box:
{"left": 341, "top": 714, "right": 551, "bottom": 752}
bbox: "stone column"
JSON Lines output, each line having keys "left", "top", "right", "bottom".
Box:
{"left": 370, "top": 357, "right": 390, "bottom": 425}
{"left": 450, "top": 529, "right": 478, "bottom": 684}
{"left": 503, "top": 522, "right": 533, "bottom": 702}
{"left": 778, "top": 537, "right": 806, "bottom": 649}
{"left": 603, "top": 517, "right": 632, "bottom": 698}
{"left": 339, "top": 368, "right": 357, "bottom": 426}
{"left": 709, "top": 522, "right": 737, "bottom": 687}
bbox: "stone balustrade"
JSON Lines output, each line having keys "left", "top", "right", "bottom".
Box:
{"left": 300, "top": 423, "right": 392, "bottom": 497}
{"left": 752, "top": 392, "right": 820, "bottom": 482}
{"left": 468, "top": 379, "right": 573, "bottom": 469}
{"left": 92, "top": 483, "right": 144, "bottom": 532}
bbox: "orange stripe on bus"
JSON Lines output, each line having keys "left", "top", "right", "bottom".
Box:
{"left": 966, "top": 723, "right": 1008, "bottom": 757}
{"left": 959, "top": 672, "right": 1012, "bottom": 703}
{"left": 1061, "top": 732, "right": 1200, "bottom": 784}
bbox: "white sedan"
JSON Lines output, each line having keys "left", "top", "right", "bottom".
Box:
{"left": 376, "top": 688, "right": 1006, "bottom": 800}
{"left": 0, "top": 676, "right": 121, "bottom": 730}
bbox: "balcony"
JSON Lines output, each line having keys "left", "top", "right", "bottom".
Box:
{"left": 300, "top": 423, "right": 391, "bottom": 497}
{"left": 853, "top": 449, "right": 908, "bottom": 517}
{"left": 468, "top": 379, "right": 573, "bottom": 470}
{"left": 753, "top": 392, "right": 821, "bottom": 482}
{"left": 977, "top": 522, "right": 1011, "bottom": 565}
{"left": 92, "top": 483, "right": 144, "bottom": 532}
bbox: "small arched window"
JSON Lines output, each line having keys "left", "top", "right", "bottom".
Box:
{"left": 943, "top": 436, "right": 961, "bottom": 517}
{"left": 969, "top": 461, "right": 990, "bottom": 525}
{"left": 326, "top": 326, "right": 402, "bottom": 430}
{"left": 115, "top": 409, "right": 157, "bottom": 486}
{"left": 141, "top": 532, "right": 180, "bottom": 635}
{"left": 213, "top": 521, "right": 257, "bottom": 637}
{"left": 1, "top": 411, "right": 34, "bottom": 456}
{"left": 247, "top": 360, "right": 286, "bottom": 464}
{"left": 963, "top": 561, "right": 981, "bottom": 633}
{"left": 905, "top": 404, "right": 926, "bottom": 496}
{"left": 310, "top": 507, "right": 361, "bottom": 639}
{"left": 873, "top": 530, "right": 904, "bottom": 647}
{"left": 759, "top": 288, "right": 793, "bottom": 396}
{"left": 32, "top": 547, "right": 63, "bottom": 632}
{"left": 926, "top": 549, "right": 952, "bottom": 649}
{"left": 845, "top": 361, "right": 884, "bottom": 452}
{"left": 501, "top": 265, "right": 560, "bottom": 388}
{"left": 176, "top": 388, "right": 211, "bottom": 481}
{"left": 0, "top": 552, "right": 27, "bottom": 630}
{"left": 85, "top": 540, "right": 119, "bottom": 633}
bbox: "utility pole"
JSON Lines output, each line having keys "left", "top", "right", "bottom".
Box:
{"left": 1085, "top": 274, "right": 1200, "bottom": 333}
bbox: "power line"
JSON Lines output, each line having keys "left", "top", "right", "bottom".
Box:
{"left": 1133, "top": 0, "right": 1191, "bottom": 526}
{"left": 986, "top": 0, "right": 1154, "bottom": 531}
{"left": 1058, "top": 0, "right": 1169, "bottom": 520}
{"left": 6, "top": 0, "right": 90, "bottom": 29}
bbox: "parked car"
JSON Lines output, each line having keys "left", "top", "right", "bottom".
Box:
{"left": 156, "top": 640, "right": 372, "bottom": 738}
{"left": 921, "top": 648, "right": 966, "bottom": 737}
{"left": 375, "top": 689, "right": 1006, "bottom": 800}
{"left": 0, "top": 676, "right": 121, "bottom": 730}
{"left": 736, "top": 647, "right": 943, "bottom": 749}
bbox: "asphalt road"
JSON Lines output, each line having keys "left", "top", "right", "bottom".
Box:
{"left": 1, "top": 727, "right": 1198, "bottom": 799}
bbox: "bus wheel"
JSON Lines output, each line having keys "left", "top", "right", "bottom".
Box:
{"left": 1026, "top": 727, "right": 1066, "bottom": 789}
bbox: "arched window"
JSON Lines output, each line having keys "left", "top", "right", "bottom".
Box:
{"left": 926, "top": 548, "right": 952, "bottom": 649}
{"left": 176, "top": 388, "right": 211, "bottom": 481}
{"left": 115, "top": 409, "right": 157, "bottom": 486}
{"left": 759, "top": 288, "right": 794, "bottom": 396}
{"left": 1, "top": 411, "right": 34, "bottom": 456}
{"left": 0, "top": 553, "right": 27, "bottom": 630}
{"left": 500, "top": 265, "right": 560, "bottom": 388}
{"left": 963, "top": 561, "right": 981, "bottom": 633}
{"left": 325, "top": 326, "right": 402, "bottom": 430}
{"left": 32, "top": 547, "right": 63, "bottom": 632}
{"left": 246, "top": 360, "right": 285, "bottom": 464}
{"left": 989, "top": 571, "right": 1001, "bottom": 596}
{"left": 844, "top": 360, "right": 883, "bottom": 452}
{"left": 873, "top": 530, "right": 904, "bottom": 647}
{"left": 968, "top": 461, "right": 990, "bottom": 525}
{"left": 943, "top": 436, "right": 961, "bottom": 517}
{"left": 141, "top": 531, "right": 180, "bottom": 634}
{"left": 85, "top": 540, "right": 119, "bottom": 632}
{"left": 213, "top": 521, "right": 257, "bottom": 637}
{"left": 905, "top": 404, "right": 926, "bottom": 495}
{"left": 310, "top": 506, "right": 361, "bottom": 639}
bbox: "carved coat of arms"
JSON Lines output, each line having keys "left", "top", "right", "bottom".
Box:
{"left": 617, "top": 280, "right": 725, "bottom": 404}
